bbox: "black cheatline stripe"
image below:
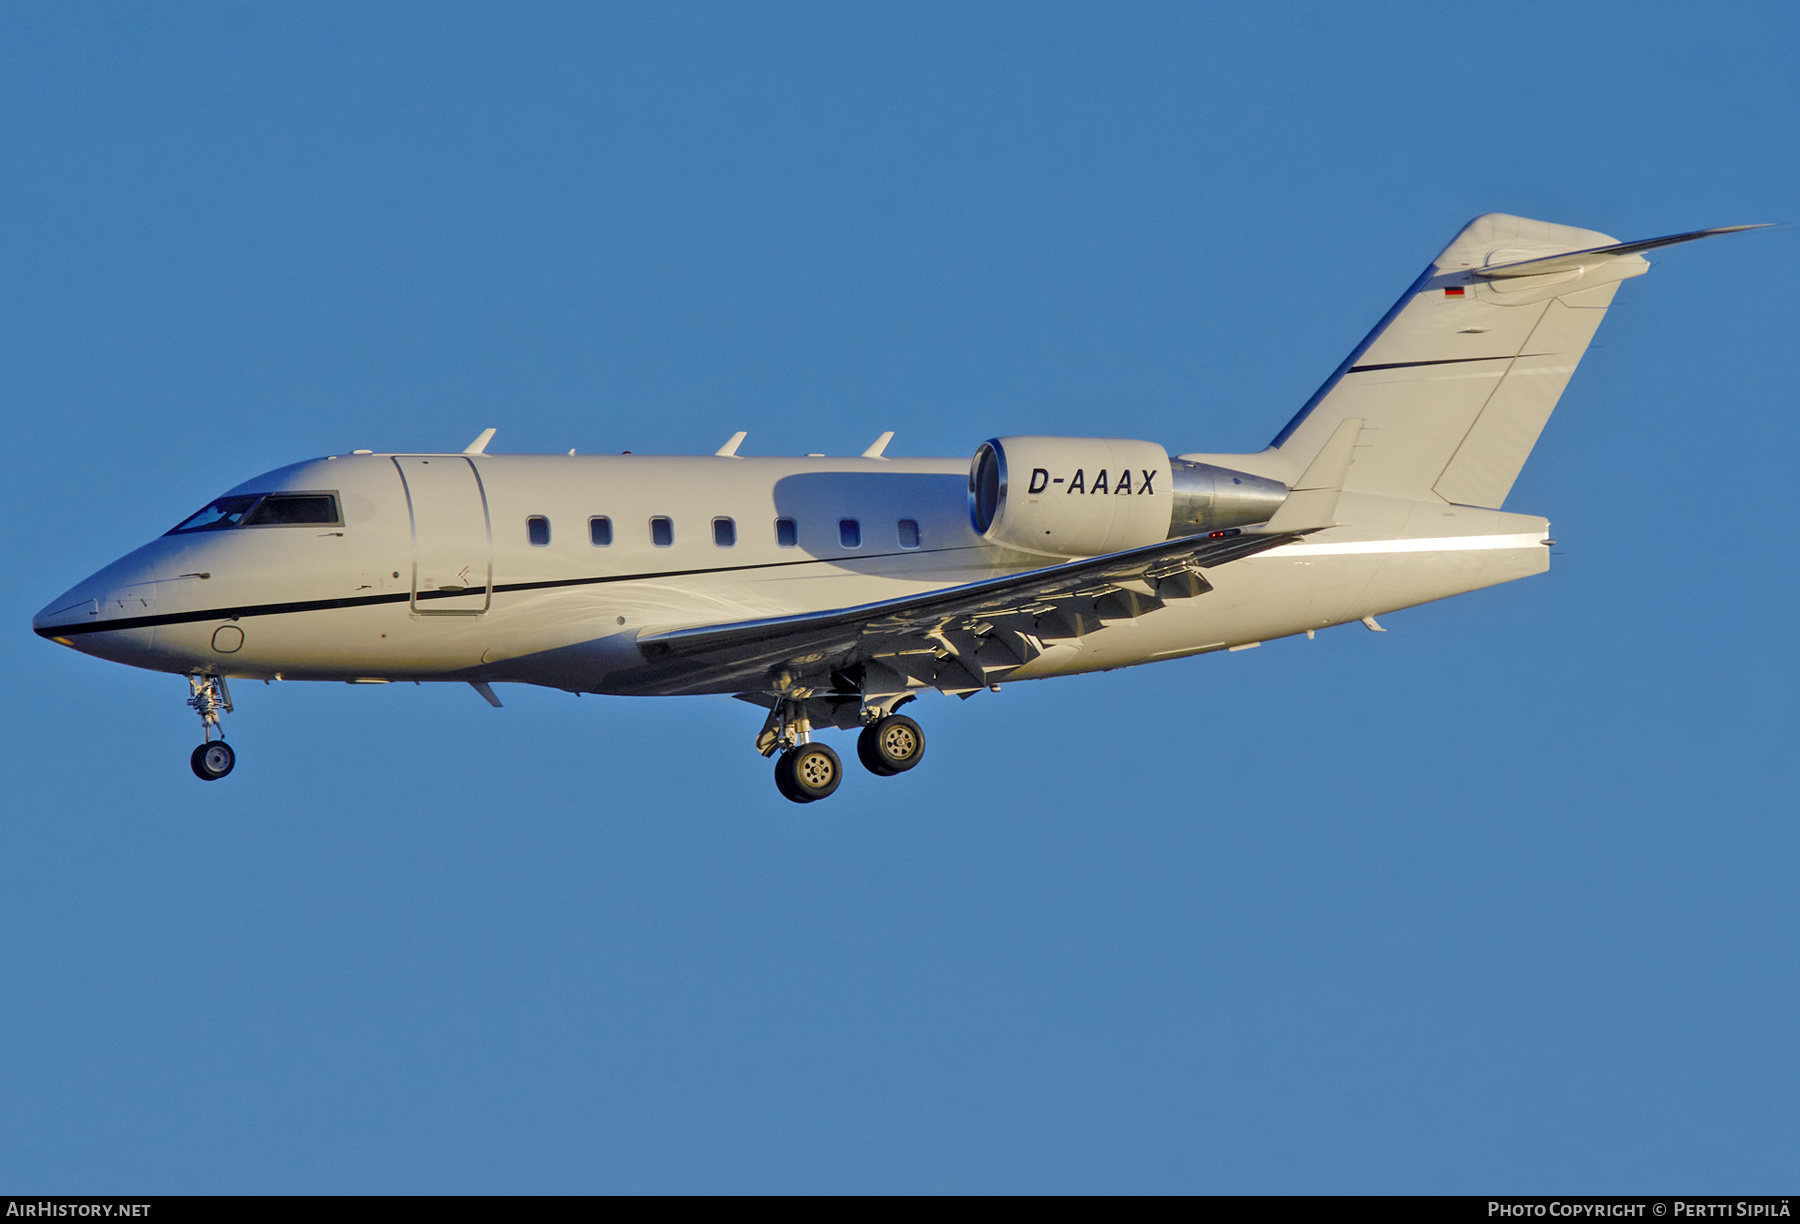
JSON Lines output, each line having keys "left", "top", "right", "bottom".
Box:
{"left": 1348, "top": 353, "right": 1545, "bottom": 373}
{"left": 35, "top": 549, "right": 939, "bottom": 639}
{"left": 38, "top": 590, "right": 412, "bottom": 638}
{"left": 488, "top": 553, "right": 829, "bottom": 597}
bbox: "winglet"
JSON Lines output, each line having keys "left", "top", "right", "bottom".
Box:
{"left": 861, "top": 431, "right": 895, "bottom": 459}
{"left": 470, "top": 681, "right": 502, "bottom": 708}
{"left": 715, "top": 431, "right": 747, "bottom": 457}
{"left": 1256, "top": 417, "right": 1362, "bottom": 533}
{"left": 463, "top": 428, "right": 497, "bottom": 455}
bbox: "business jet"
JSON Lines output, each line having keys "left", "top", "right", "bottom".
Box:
{"left": 33, "top": 214, "right": 1761, "bottom": 802}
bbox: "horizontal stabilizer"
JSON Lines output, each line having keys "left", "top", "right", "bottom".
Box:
{"left": 1475, "top": 224, "right": 1769, "bottom": 278}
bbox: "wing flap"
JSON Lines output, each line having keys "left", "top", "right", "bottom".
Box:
{"left": 628, "top": 528, "right": 1303, "bottom": 696}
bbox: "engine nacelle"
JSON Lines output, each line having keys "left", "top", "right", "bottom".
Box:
{"left": 969, "top": 437, "right": 1289, "bottom": 557}
{"left": 969, "top": 436, "right": 1174, "bottom": 557}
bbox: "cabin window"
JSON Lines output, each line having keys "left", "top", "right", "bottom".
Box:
{"left": 897, "top": 519, "right": 920, "bottom": 549}
{"left": 775, "top": 518, "right": 798, "bottom": 548}
{"left": 589, "top": 516, "right": 613, "bottom": 546}
{"left": 839, "top": 519, "right": 861, "bottom": 548}
{"left": 527, "top": 516, "right": 551, "bottom": 546}
{"left": 713, "top": 517, "right": 736, "bottom": 547}
{"left": 650, "top": 517, "right": 674, "bottom": 547}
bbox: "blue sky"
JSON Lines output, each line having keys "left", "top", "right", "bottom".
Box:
{"left": 3, "top": 1, "right": 1796, "bottom": 1193}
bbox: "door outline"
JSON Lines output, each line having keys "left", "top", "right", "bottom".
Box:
{"left": 393, "top": 455, "right": 493, "bottom": 615}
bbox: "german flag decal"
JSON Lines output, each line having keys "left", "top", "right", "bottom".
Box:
{"left": 1444, "top": 286, "right": 1466, "bottom": 297}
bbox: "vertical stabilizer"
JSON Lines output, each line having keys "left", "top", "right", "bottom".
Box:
{"left": 1262, "top": 214, "right": 1756, "bottom": 508}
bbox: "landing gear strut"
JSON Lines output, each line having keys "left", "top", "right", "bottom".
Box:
{"left": 757, "top": 697, "right": 841, "bottom": 804}
{"left": 186, "top": 674, "right": 236, "bottom": 781}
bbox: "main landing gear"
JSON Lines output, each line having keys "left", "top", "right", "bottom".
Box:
{"left": 186, "top": 673, "right": 236, "bottom": 781}
{"left": 857, "top": 714, "right": 925, "bottom": 777}
{"left": 774, "top": 742, "right": 842, "bottom": 803}
{"left": 759, "top": 697, "right": 928, "bottom": 804}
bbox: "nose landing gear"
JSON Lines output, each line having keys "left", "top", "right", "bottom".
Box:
{"left": 186, "top": 674, "right": 236, "bottom": 781}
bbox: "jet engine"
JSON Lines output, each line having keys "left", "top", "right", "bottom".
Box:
{"left": 969, "top": 436, "right": 1289, "bottom": 557}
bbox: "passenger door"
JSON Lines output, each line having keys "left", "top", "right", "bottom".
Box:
{"left": 393, "top": 456, "right": 492, "bottom": 614}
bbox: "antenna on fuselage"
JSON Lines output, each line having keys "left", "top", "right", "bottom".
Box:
{"left": 715, "top": 431, "right": 747, "bottom": 457}
{"left": 463, "top": 428, "right": 497, "bottom": 455}
{"left": 862, "top": 431, "right": 895, "bottom": 459}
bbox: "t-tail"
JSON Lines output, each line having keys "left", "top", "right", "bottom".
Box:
{"left": 1246, "top": 213, "right": 1766, "bottom": 508}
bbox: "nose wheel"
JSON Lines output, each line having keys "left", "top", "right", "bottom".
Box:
{"left": 191, "top": 740, "right": 236, "bottom": 781}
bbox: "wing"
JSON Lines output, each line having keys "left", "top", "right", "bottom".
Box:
{"left": 625, "top": 528, "right": 1303, "bottom": 701}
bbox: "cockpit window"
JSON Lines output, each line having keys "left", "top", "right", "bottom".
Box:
{"left": 168, "top": 492, "right": 341, "bottom": 534}
{"left": 242, "top": 494, "right": 340, "bottom": 527}
{"left": 169, "top": 495, "right": 264, "bottom": 533}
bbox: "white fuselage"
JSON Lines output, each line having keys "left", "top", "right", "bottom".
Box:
{"left": 34, "top": 451, "right": 1550, "bottom": 695}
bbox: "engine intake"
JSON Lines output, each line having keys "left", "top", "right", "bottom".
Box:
{"left": 970, "top": 437, "right": 1288, "bottom": 557}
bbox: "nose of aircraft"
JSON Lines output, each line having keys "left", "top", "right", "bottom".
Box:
{"left": 36, "top": 524, "right": 208, "bottom": 639}
{"left": 33, "top": 534, "right": 190, "bottom": 656}
{"left": 33, "top": 557, "right": 181, "bottom": 672}
{"left": 34, "top": 578, "right": 103, "bottom": 640}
